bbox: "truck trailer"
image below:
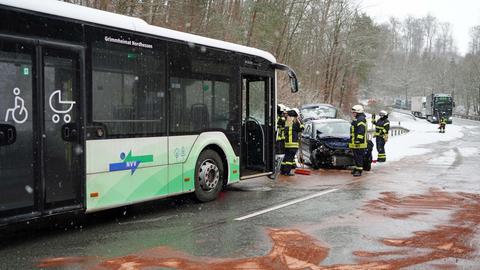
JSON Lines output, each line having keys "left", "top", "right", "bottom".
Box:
{"left": 411, "top": 96, "right": 426, "bottom": 118}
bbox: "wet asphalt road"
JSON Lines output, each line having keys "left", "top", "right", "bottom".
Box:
{"left": 1, "top": 117, "right": 480, "bottom": 270}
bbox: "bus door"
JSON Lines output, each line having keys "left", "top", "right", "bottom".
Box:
{"left": 240, "top": 73, "right": 273, "bottom": 178}
{"left": 0, "top": 38, "right": 37, "bottom": 220}
{"left": 41, "top": 44, "right": 84, "bottom": 212}
{"left": 0, "top": 37, "right": 84, "bottom": 222}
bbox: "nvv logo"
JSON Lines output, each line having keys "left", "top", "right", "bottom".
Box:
{"left": 109, "top": 151, "right": 154, "bottom": 175}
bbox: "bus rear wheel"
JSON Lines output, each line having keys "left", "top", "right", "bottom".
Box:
{"left": 194, "top": 150, "right": 224, "bottom": 202}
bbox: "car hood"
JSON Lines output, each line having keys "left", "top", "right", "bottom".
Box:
{"left": 316, "top": 135, "right": 350, "bottom": 149}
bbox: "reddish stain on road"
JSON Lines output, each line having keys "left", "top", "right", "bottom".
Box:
{"left": 357, "top": 189, "right": 480, "bottom": 268}
{"left": 38, "top": 189, "right": 480, "bottom": 269}
{"left": 38, "top": 229, "right": 329, "bottom": 270}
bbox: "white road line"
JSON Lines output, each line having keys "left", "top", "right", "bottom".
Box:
{"left": 234, "top": 188, "right": 339, "bottom": 221}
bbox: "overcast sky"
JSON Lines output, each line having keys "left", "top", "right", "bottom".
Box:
{"left": 359, "top": 0, "right": 480, "bottom": 55}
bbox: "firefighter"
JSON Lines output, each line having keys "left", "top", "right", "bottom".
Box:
{"left": 280, "top": 108, "right": 304, "bottom": 176}
{"left": 276, "top": 104, "right": 287, "bottom": 154}
{"left": 349, "top": 105, "right": 367, "bottom": 177}
{"left": 270, "top": 104, "right": 287, "bottom": 179}
{"left": 439, "top": 114, "right": 447, "bottom": 133}
{"left": 372, "top": 110, "right": 390, "bottom": 162}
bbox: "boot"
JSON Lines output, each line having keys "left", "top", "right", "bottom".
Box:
{"left": 353, "top": 169, "right": 362, "bottom": 177}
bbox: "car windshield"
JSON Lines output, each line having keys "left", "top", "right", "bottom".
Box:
{"left": 301, "top": 106, "right": 336, "bottom": 119}
{"left": 315, "top": 122, "right": 350, "bottom": 136}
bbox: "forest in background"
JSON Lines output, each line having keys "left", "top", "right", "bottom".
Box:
{"left": 61, "top": 0, "right": 480, "bottom": 116}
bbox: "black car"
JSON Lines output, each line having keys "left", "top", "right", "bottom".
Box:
{"left": 299, "top": 119, "right": 372, "bottom": 170}
{"left": 300, "top": 103, "right": 346, "bottom": 121}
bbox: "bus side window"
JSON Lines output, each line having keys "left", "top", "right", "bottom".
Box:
{"left": 91, "top": 40, "right": 166, "bottom": 137}
{"left": 168, "top": 43, "right": 234, "bottom": 135}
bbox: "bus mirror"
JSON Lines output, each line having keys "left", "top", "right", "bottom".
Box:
{"left": 273, "top": 63, "right": 299, "bottom": 93}
{"left": 288, "top": 70, "right": 299, "bottom": 93}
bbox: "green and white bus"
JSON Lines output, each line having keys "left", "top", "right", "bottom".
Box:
{"left": 0, "top": 0, "right": 298, "bottom": 225}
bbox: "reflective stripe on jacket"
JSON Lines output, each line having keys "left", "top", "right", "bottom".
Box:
{"left": 373, "top": 117, "right": 390, "bottom": 137}
{"left": 285, "top": 121, "right": 304, "bottom": 149}
{"left": 349, "top": 113, "right": 367, "bottom": 149}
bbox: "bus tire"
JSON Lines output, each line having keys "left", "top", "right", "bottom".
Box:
{"left": 194, "top": 149, "right": 224, "bottom": 202}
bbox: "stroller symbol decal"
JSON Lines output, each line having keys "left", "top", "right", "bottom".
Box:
{"left": 49, "top": 90, "right": 76, "bottom": 123}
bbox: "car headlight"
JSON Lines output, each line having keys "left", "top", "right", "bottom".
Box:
{"left": 449, "top": 116, "right": 452, "bottom": 120}
{"left": 433, "top": 116, "right": 437, "bottom": 120}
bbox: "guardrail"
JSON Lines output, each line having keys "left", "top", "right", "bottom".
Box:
{"left": 367, "top": 126, "right": 409, "bottom": 140}
{"left": 453, "top": 114, "right": 480, "bottom": 121}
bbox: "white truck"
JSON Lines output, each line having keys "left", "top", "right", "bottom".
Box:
{"left": 411, "top": 96, "right": 426, "bottom": 118}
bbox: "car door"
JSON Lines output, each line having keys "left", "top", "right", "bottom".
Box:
{"left": 300, "top": 122, "right": 313, "bottom": 163}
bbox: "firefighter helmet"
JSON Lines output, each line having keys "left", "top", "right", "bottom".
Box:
{"left": 288, "top": 108, "right": 300, "bottom": 117}
{"left": 351, "top": 105, "right": 364, "bottom": 113}
{"left": 379, "top": 110, "right": 388, "bottom": 116}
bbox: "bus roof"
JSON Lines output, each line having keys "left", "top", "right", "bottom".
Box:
{"left": 1, "top": 0, "right": 277, "bottom": 63}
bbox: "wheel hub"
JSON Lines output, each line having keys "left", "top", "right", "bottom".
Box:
{"left": 199, "top": 159, "right": 220, "bottom": 191}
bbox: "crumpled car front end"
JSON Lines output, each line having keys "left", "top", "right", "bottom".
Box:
{"left": 310, "top": 136, "right": 353, "bottom": 169}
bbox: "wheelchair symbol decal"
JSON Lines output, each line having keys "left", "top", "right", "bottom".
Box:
{"left": 5, "top": 88, "right": 29, "bottom": 124}
{"left": 49, "top": 90, "right": 76, "bottom": 123}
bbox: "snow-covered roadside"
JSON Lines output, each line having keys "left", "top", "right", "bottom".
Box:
{"left": 372, "top": 113, "right": 465, "bottom": 162}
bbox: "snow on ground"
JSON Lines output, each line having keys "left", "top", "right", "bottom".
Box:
{"left": 458, "top": 147, "right": 479, "bottom": 157}
{"left": 372, "top": 111, "right": 465, "bottom": 162}
{"left": 428, "top": 150, "right": 457, "bottom": 166}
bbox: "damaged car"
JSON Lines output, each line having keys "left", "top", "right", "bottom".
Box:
{"left": 299, "top": 119, "right": 372, "bottom": 170}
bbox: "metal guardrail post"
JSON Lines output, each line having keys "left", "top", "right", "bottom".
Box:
{"left": 368, "top": 126, "right": 409, "bottom": 138}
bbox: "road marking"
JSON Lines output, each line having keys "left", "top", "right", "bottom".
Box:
{"left": 234, "top": 188, "right": 339, "bottom": 221}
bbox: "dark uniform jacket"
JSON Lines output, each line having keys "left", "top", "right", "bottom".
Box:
{"left": 349, "top": 113, "right": 367, "bottom": 149}
{"left": 285, "top": 120, "right": 304, "bottom": 149}
{"left": 276, "top": 116, "right": 286, "bottom": 142}
{"left": 373, "top": 116, "right": 390, "bottom": 137}
{"left": 440, "top": 117, "right": 447, "bottom": 126}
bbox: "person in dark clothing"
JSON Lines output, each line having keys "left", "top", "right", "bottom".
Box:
{"left": 276, "top": 104, "right": 287, "bottom": 154}
{"left": 372, "top": 110, "right": 390, "bottom": 162}
{"left": 349, "top": 105, "right": 367, "bottom": 177}
{"left": 270, "top": 104, "right": 287, "bottom": 179}
{"left": 439, "top": 114, "right": 447, "bottom": 133}
{"left": 280, "top": 108, "right": 304, "bottom": 176}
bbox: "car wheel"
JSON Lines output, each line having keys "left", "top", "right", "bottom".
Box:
{"left": 311, "top": 155, "right": 321, "bottom": 170}
{"left": 194, "top": 150, "right": 224, "bottom": 202}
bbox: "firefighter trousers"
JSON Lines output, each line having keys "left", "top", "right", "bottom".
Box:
{"left": 353, "top": 148, "right": 365, "bottom": 171}
{"left": 439, "top": 124, "right": 445, "bottom": 133}
{"left": 376, "top": 137, "right": 386, "bottom": 162}
{"left": 281, "top": 148, "right": 297, "bottom": 174}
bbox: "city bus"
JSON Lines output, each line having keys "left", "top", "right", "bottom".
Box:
{"left": 0, "top": 0, "right": 298, "bottom": 226}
